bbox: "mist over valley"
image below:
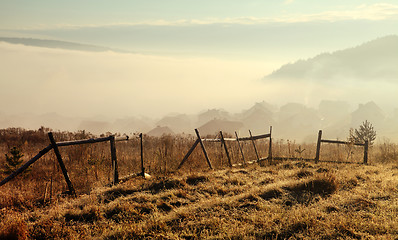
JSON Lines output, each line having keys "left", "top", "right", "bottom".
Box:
{"left": 0, "top": 35, "right": 398, "bottom": 142}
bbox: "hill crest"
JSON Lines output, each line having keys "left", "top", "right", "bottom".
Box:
{"left": 264, "top": 35, "right": 398, "bottom": 82}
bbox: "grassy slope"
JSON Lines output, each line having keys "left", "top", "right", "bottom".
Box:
{"left": 1, "top": 161, "right": 398, "bottom": 239}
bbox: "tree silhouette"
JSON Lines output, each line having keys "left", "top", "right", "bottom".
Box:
{"left": 349, "top": 120, "right": 376, "bottom": 145}
{"left": 2, "top": 147, "right": 24, "bottom": 175}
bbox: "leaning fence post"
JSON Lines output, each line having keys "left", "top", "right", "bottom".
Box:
{"left": 315, "top": 130, "right": 322, "bottom": 164}
{"left": 220, "top": 131, "right": 232, "bottom": 167}
{"left": 139, "top": 133, "right": 145, "bottom": 177}
{"left": 177, "top": 139, "right": 200, "bottom": 169}
{"left": 110, "top": 135, "right": 119, "bottom": 185}
{"left": 195, "top": 129, "right": 213, "bottom": 169}
{"left": 235, "top": 131, "right": 245, "bottom": 165}
{"left": 364, "top": 140, "right": 369, "bottom": 165}
{"left": 249, "top": 130, "right": 260, "bottom": 162}
{"left": 48, "top": 132, "right": 76, "bottom": 197}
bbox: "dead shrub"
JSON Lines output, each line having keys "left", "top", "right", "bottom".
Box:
{"left": 287, "top": 174, "right": 339, "bottom": 197}
{"left": 295, "top": 161, "right": 314, "bottom": 168}
{"left": 29, "top": 218, "right": 73, "bottom": 240}
{"left": 101, "top": 186, "right": 138, "bottom": 203}
{"left": 186, "top": 175, "right": 208, "bottom": 186}
{"left": 336, "top": 225, "right": 362, "bottom": 239}
{"left": 282, "top": 163, "right": 294, "bottom": 169}
{"left": 157, "top": 201, "right": 173, "bottom": 212}
{"left": 63, "top": 206, "right": 101, "bottom": 223}
{"left": 238, "top": 194, "right": 258, "bottom": 203}
{"left": 316, "top": 167, "right": 329, "bottom": 173}
{"left": 259, "top": 188, "right": 284, "bottom": 201}
{"left": 342, "top": 178, "right": 358, "bottom": 190}
{"left": 259, "top": 222, "right": 309, "bottom": 240}
{"left": 146, "top": 178, "right": 185, "bottom": 193}
{"left": 224, "top": 177, "right": 246, "bottom": 186}
{"left": 136, "top": 204, "right": 154, "bottom": 215}
{"left": 104, "top": 204, "right": 142, "bottom": 223}
{"left": 295, "top": 169, "right": 314, "bottom": 179}
{"left": 238, "top": 202, "right": 259, "bottom": 210}
{"left": 325, "top": 205, "right": 340, "bottom": 213}
{"left": 283, "top": 174, "right": 339, "bottom": 204}
{"left": 342, "top": 197, "right": 377, "bottom": 212}
{"left": 258, "top": 177, "right": 274, "bottom": 185}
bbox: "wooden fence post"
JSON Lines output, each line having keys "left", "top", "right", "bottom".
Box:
{"left": 235, "top": 131, "right": 246, "bottom": 165}
{"left": 139, "top": 133, "right": 145, "bottom": 176}
{"left": 48, "top": 132, "right": 76, "bottom": 196}
{"left": 195, "top": 129, "right": 213, "bottom": 169}
{"left": 364, "top": 140, "right": 369, "bottom": 165}
{"left": 249, "top": 130, "right": 260, "bottom": 162}
{"left": 315, "top": 130, "right": 322, "bottom": 164}
{"left": 110, "top": 135, "right": 119, "bottom": 185}
{"left": 268, "top": 126, "right": 273, "bottom": 164}
{"left": 220, "top": 131, "right": 232, "bottom": 167}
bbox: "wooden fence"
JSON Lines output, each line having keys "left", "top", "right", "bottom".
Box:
{"left": 0, "top": 132, "right": 143, "bottom": 195}
{"left": 315, "top": 130, "right": 369, "bottom": 164}
{"left": 0, "top": 127, "right": 370, "bottom": 196}
{"left": 177, "top": 127, "right": 273, "bottom": 169}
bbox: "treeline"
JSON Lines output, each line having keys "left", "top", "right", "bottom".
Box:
{"left": 0, "top": 127, "right": 97, "bottom": 147}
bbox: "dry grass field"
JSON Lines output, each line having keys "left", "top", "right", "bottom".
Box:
{"left": 1, "top": 128, "right": 398, "bottom": 239}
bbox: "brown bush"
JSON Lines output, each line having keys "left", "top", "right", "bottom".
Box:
{"left": 186, "top": 175, "right": 208, "bottom": 185}
{"left": 145, "top": 178, "right": 185, "bottom": 193}
{"left": 287, "top": 174, "right": 339, "bottom": 197}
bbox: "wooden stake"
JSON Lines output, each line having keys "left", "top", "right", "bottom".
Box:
{"left": 50, "top": 177, "right": 53, "bottom": 202}
{"left": 44, "top": 181, "right": 49, "bottom": 202}
{"left": 220, "top": 131, "right": 232, "bottom": 167}
{"left": 195, "top": 129, "right": 213, "bottom": 169}
{"left": 249, "top": 130, "right": 260, "bottom": 162}
{"left": 235, "top": 131, "right": 246, "bottom": 165}
{"left": 268, "top": 126, "right": 273, "bottom": 164}
{"left": 110, "top": 135, "right": 119, "bottom": 185}
{"left": 315, "top": 130, "right": 322, "bottom": 163}
{"left": 48, "top": 132, "right": 76, "bottom": 197}
{"left": 364, "top": 140, "right": 369, "bottom": 165}
{"left": 139, "top": 133, "right": 145, "bottom": 176}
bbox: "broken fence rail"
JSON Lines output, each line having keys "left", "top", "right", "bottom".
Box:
{"left": 201, "top": 133, "right": 271, "bottom": 142}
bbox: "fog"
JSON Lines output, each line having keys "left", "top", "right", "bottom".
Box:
{"left": 1, "top": 40, "right": 398, "bottom": 142}
{"left": 1, "top": 41, "right": 398, "bottom": 118}
{"left": 0, "top": 42, "right": 274, "bottom": 118}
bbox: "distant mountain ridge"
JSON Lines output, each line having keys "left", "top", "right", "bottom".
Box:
{"left": 1, "top": 100, "right": 398, "bottom": 142}
{"left": 0, "top": 37, "right": 123, "bottom": 53}
{"left": 264, "top": 35, "right": 398, "bottom": 82}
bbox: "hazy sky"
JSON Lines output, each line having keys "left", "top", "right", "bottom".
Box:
{"left": 1, "top": 1, "right": 398, "bottom": 119}
{"left": 2, "top": 0, "right": 398, "bottom": 29}
{"left": 2, "top": 0, "right": 398, "bottom": 61}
